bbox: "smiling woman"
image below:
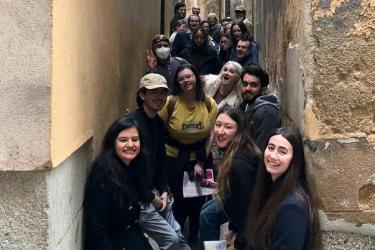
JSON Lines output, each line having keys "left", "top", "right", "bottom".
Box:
{"left": 158, "top": 64, "right": 218, "bottom": 245}
{"left": 83, "top": 117, "right": 152, "bottom": 250}
{"left": 245, "top": 128, "right": 322, "bottom": 250}
{"left": 199, "top": 108, "right": 261, "bottom": 250}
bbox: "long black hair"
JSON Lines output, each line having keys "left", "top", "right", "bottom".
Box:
{"left": 245, "top": 128, "right": 322, "bottom": 249}
{"left": 85, "top": 117, "right": 149, "bottom": 208}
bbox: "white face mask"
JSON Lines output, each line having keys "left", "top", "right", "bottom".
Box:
{"left": 155, "top": 47, "right": 170, "bottom": 60}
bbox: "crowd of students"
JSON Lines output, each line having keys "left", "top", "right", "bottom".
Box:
{"left": 83, "top": 3, "right": 322, "bottom": 250}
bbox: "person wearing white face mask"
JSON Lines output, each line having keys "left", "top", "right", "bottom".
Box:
{"left": 146, "top": 34, "right": 188, "bottom": 89}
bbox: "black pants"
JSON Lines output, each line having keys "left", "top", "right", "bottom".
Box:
{"left": 165, "top": 155, "right": 207, "bottom": 240}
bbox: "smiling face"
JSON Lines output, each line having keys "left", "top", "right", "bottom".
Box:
{"left": 140, "top": 87, "right": 168, "bottom": 114}
{"left": 264, "top": 134, "right": 294, "bottom": 181}
{"left": 177, "top": 68, "right": 196, "bottom": 93}
{"left": 221, "top": 63, "right": 240, "bottom": 88}
{"left": 236, "top": 40, "right": 251, "bottom": 59}
{"left": 241, "top": 73, "right": 263, "bottom": 102}
{"left": 214, "top": 113, "right": 238, "bottom": 149}
{"left": 115, "top": 127, "right": 140, "bottom": 166}
{"left": 177, "top": 6, "right": 186, "bottom": 18}
{"left": 232, "top": 24, "right": 242, "bottom": 41}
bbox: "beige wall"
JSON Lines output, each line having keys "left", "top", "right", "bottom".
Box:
{"left": 51, "top": 0, "right": 162, "bottom": 166}
{"left": 0, "top": 0, "right": 51, "bottom": 171}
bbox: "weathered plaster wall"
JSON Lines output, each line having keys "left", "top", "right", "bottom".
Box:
{"left": 52, "top": 0, "right": 162, "bottom": 166}
{"left": 0, "top": 0, "right": 51, "bottom": 171}
{"left": 253, "top": 0, "right": 375, "bottom": 246}
{"left": 0, "top": 172, "right": 48, "bottom": 249}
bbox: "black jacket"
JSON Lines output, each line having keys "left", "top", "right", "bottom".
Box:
{"left": 180, "top": 43, "right": 221, "bottom": 75}
{"left": 84, "top": 168, "right": 152, "bottom": 250}
{"left": 239, "top": 94, "right": 281, "bottom": 151}
{"left": 223, "top": 152, "right": 259, "bottom": 249}
{"left": 128, "top": 108, "right": 169, "bottom": 201}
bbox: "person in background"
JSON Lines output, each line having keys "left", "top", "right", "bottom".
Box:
{"left": 201, "top": 20, "right": 219, "bottom": 52}
{"left": 158, "top": 64, "right": 218, "bottom": 247}
{"left": 207, "top": 13, "right": 220, "bottom": 37}
{"left": 229, "top": 21, "right": 258, "bottom": 64}
{"left": 172, "top": 14, "right": 201, "bottom": 57}
{"left": 231, "top": 36, "right": 258, "bottom": 67}
{"left": 238, "top": 64, "right": 281, "bottom": 151}
{"left": 184, "top": 5, "right": 203, "bottom": 24}
{"left": 245, "top": 128, "right": 322, "bottom": 250}
{"left": 84, "top": 117, "right": 152, "bottom": 250}
{"left": 170, "top": 2, "right": 187, "bottom": 35}
{"left": 204, "top": 61, "right": 243, "bottom": 112}
{"left": 199, "top": 108, "right": 261, "bottom": 250}
{"left": 128, "top": 74, "right": 191, "bottom": 250}
{"left": 146, "top": 34, "right": 187, "bottom": 89}
{"left": 233, "top": 6, "right": 253, "bottom": 35}
{"left": 212, "top": 17, "right": 231, "bottom": 43}
{"left": 203, "top": 61, "right": 243, "bottom": 172}
{"left": 180, "top": 27, "right": 220, "bottom": 76}
{"left": 170, "top": 20, "right": 186, "bottom": 46}
{"left": 218, "top": 34, "right": 233, "bottom": 65}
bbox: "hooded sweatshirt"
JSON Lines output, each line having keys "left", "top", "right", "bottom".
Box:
{"left": 239, "top": 93, "right": 281, "bottom": 150}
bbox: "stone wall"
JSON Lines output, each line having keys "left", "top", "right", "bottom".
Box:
{"left": 253, "top": 0, "right": 375, "bottom": 247}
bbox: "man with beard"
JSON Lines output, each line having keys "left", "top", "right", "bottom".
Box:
{"left": 146, "top": 34, "right": 188, "bottom": 89}
{"left": 128, "top": 74, "right": 191, "bottom": 250}
{"left": 238, "top": 64, "right": 281, "bottom": 150}
{"left": 233, "top": 6, "right": 254, "bottom": 35}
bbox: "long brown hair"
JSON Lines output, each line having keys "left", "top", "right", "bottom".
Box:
{"left": 215, "top": 108, "right": 260, "bottom": 203}
{"left": 245, "top": 128, "right": 322, "bottom": 249}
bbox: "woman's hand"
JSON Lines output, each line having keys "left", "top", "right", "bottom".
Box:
{"left": 194, "top": 163, "right": 204, "bottom": 180}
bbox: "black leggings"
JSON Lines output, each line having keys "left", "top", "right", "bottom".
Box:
{"left": 165, "top": 155, "right": 207, "bottom": 239}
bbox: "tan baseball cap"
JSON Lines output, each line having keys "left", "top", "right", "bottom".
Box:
{"left": 139, "top": 73, "right": 169, "bottom": 91}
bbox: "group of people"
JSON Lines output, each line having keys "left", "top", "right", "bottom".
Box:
{"left": 83, "top": 3, "right": 322, "bottom": 250}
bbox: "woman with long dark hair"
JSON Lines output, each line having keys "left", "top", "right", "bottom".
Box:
{"left": 246, "top": 128, "right": 322, "bottom": 250}
{"left": 180, "top": 27, "right": 220, "bottom": 75}
{"left": 158, "top": 64, "right": 218, "bottom": 245}
{"left": 84, "top": 117, "right": 152, "bottom": 250}
{"left": 199, "top": 108, "right": 260, "bottom": 250}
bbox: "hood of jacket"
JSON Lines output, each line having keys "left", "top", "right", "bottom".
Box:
{"left": 243, "top": 93, "right": 279, "bottom": 113}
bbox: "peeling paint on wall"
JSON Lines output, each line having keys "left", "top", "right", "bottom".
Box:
{"left": 348, "top": 0, "right": 375, "bottom": 38}
{"left": 312, "top": 0, "right": 349, "bottom": 21}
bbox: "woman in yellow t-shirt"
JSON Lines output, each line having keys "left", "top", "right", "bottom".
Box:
{"left": 159, "top": 64, "right": 218, "bottom": 245}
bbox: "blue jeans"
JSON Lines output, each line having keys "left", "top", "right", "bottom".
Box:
{"left": 198, "top": 198, "right": 228, "bottom": 250}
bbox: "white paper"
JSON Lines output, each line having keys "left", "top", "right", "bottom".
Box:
{"left": 182, "top": 169, "right": 216, "bottom": 198}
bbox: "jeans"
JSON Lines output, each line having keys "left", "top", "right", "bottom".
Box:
{"left": 140, "top": 196, "right": 191, "bottom": 250}
{"left": 198, "top": 198, "right": 228, "bottom": 250}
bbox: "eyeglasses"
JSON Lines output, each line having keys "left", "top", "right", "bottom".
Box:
{"left": 241, "top": 81, "right": 260, "bottom": 88}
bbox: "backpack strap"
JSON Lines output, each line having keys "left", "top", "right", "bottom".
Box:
{"left": 167, "top": 96, "right": 177, "bottom": 120}
{"left": 204, "top": 96, "right": 212, "bottom": 113}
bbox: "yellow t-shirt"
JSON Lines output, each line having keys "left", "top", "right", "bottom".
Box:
{"left": 159, "top": 95, "right": 218, "bottom": 159}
